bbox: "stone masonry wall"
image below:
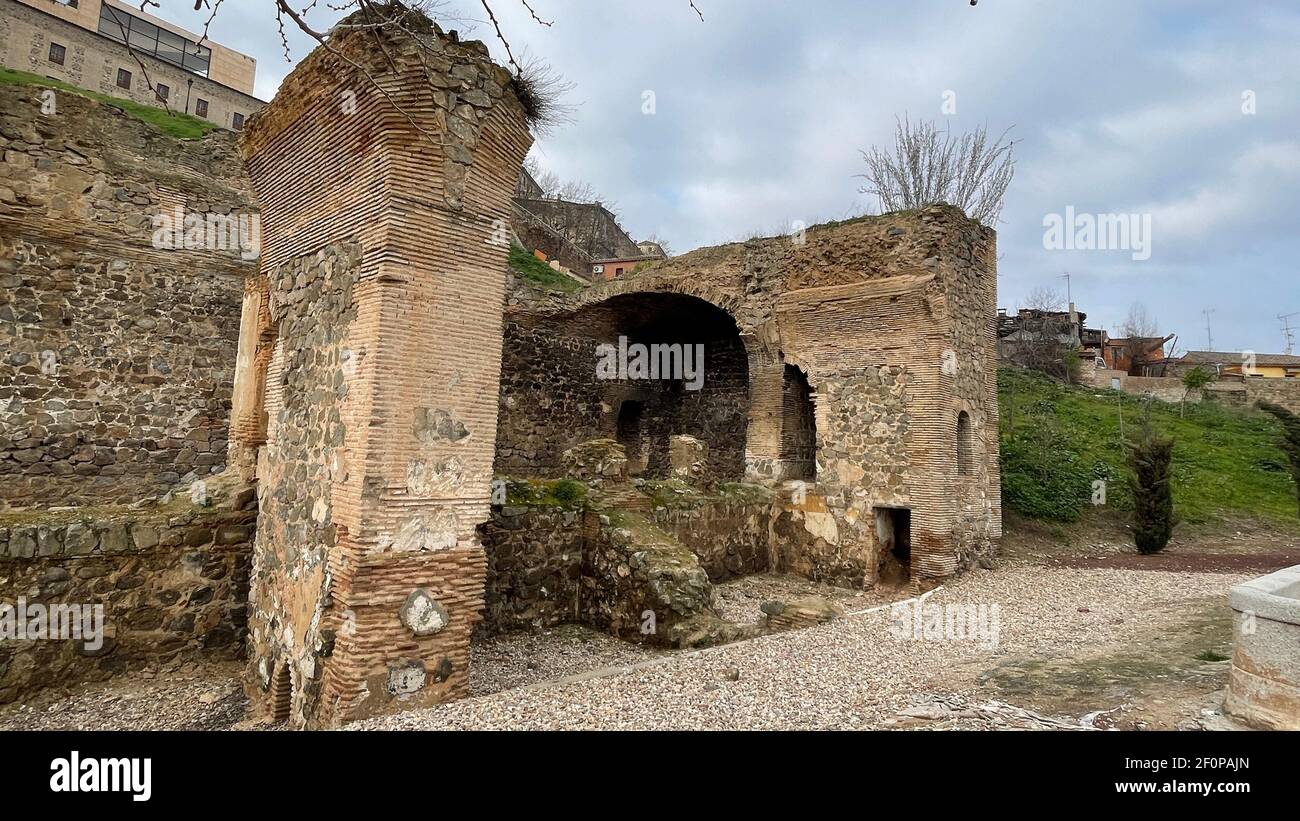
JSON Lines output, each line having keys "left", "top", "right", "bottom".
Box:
{"left": 1246, "top": 376, "right": 1300, "bottom": 415}
{"left": 0, "top": 84, "right": 256, "bottom": 508}
{"left": 0, "top": 483, "right": 255, "bottom": 703}
{"left": 515, "top": 205, "right": 1003, "bottom": 589}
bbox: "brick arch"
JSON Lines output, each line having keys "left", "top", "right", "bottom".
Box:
{"left": 556, "top": 275, "right": 761, "bottom": 339}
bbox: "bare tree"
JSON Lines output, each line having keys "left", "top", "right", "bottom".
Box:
{"left": 1022, "top": 285, "right": 1065, "bottom": 312}
{"left": 523, "top": 157, "right": 599, "bottom": 202}
{"left": 858, "top": 116, "right": 1017, "bottom": 227}
{"left": 1120, "top": 302, "right": 1159, "bottom": 339}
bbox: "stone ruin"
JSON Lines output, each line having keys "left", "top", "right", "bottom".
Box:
{"left": 0, "top": 6, "right": 1000, "bottom": 727}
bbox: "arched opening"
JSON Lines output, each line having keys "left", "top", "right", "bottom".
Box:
{"left": 495, "top": 291, "right": 750, "bottom": 481}
{"left": 780, "top": 364, "right": 816, "bottom": 480}
{"left": 957, "top": 411, "right": 973, "bottom": 476}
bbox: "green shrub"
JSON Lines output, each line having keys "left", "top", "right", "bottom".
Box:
{"left": 1127, "top": 417, "right": 1176, "bottom": 554}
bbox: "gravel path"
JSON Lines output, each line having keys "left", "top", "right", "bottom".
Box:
{"left": 350, "top": 566, "right": 1248, "bottom": 730}
{"left": 0, "top": 565, "right": 1248, "bottom": 730}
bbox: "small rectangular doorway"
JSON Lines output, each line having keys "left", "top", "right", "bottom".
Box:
{"left": 875, "top": 507, "right": 912, "bottom": 586}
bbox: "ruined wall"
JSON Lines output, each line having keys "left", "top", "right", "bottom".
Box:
{"left": 502, "top": 205, "right": 1002, "bottom": 589}
{"left": 479, "top": 506, "right": 583, "bottom": 632}
{"left": 0, "top": 84, "right": 259, "bottom": 701}
{"left": 496, "top": 294, "right": 751, "bottom": 483}
{"left": 0, "top": 85, "right": 256, "bottom": 508}
{"left": 496, "top": 319, "right": 607, "bottom": 474}
{"left": 0, "top": 487, "right": 254, "bottom": 703}
{"left": 648, "top": 502, "right": 769, "bottom": 582}
{"left": 1246, "top": 376, "right": 1300, "bottom": 415}
{"left": 236, "top": 7, "right": 533, "bottom": 727}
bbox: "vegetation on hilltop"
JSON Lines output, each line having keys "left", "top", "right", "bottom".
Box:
{"left": 0, "top": 67, "right": 218, "bottom": 140}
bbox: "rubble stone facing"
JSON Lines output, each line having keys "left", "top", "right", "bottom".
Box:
{"left": 479, "top": 506, "right": 583, "bottom": 632}
{"left": 479, "top": 498, "right": 755, "bottom": 642}
{"left": 1246, "top": 376, "right": 1300, "bottom": 416}
{"left": 0, "top": 495, "right": 256, "bottom": 703}
{"left": 0, "top": 85, "right": 256, "bottom": 507}
{"left": 233, "top": 7, "right": 533, "bottom": 727}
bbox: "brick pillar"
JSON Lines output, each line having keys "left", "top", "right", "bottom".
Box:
{"left": 744, "top": 349, "right": 785, "bottom": 483}
{"left": 235, "top": 8, "right": 532, "bottom": 727}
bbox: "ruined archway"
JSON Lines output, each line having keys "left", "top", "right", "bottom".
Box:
{"left": 496, "top": 291, "right": 751, "bottom": 482}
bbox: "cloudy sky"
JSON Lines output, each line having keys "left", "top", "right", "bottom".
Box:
{"left": 169, "top": 0, "right": 1297, "bottom": 355}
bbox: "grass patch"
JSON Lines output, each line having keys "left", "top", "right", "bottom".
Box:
{"left": 500, "top": 476, "right": 587, "bottom": 509}
{"left": 508, "top": 243, "right": 583, "bottom": 294}
{"left": 0, "top": 67, "right": 218, "bottom": 139}
{"left": 1194, "top": 650, "right": 1229, "bottom": 663}
{"left": 1000, "top": 367, "right": 1300, "bottom": 528}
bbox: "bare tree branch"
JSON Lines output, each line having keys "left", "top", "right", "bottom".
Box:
{"left": 858, "top": 116, "right": 1017, "bottom": 227}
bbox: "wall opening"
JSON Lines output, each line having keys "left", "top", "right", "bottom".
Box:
{"left": 496, "top": 292, "right": 750, "bottom": 480}
{"left": 780, "top": 363, "right": 816, "bottom": 480}
{"left": 956, "top": 411, "right": 973, "bottom": 476}
{"left": 617, "top": 399, "right": 646, "bottom": 474}
{"left": 271, "top": 663, "right": 292, "bottom": 723}
{"left": 875, "top": 507, "right": 912, "bottom": 586}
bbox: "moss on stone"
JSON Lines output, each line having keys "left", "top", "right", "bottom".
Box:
{"left": 501, "top": 476, "right": 588, "bottom": 509}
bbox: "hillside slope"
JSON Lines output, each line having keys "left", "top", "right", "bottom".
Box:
{"left": 999, "top": 368, "right": 1298, "bottom": 529}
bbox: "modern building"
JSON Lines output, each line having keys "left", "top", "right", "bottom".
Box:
{"left": 0, "top": 0, "right": 263, "bottom": 130}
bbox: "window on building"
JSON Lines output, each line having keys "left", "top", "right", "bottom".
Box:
{"left": 116, "top": 68, "right": 132, "bottom": 90}
{"left": 156, "top": 83, "right": 169, "bottom": 101}
{"left": 195, "top": 98, "right": 209, "bottom": 118}
{"left": 98, "top": 4, "right": 211, "bottom": 77}
{"left": 231, "top": 112, "right": 245, "bottom": 130}
{"left": 48, "top": 43, "right": 66, "bottom": 66}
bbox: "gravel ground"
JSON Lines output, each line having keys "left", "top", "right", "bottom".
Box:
{"left": 0, "top": 662, "right": 246, "bottom": 731}
{"left": 0, "top": 565, "right": 1249, "bottom": 730}
{"left": 711, "top": 572, "right": 900, "bottom": 624}
{"left": 350, "top": 565, "right": 1249, "bottom": 730}
{"left": 470, "top": 625, "right": 666, "bottom": 695}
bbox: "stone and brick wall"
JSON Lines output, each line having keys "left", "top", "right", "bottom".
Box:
{"left": 0, "top": 84, "right": 256, "bottom": 508}
{"left": 496, "top": 293, "right": 751, "bottom": 483}
{"left": 1246, "top": 376, "right": 1300, "bottom": 415}
{"left": 0, "top": 80, "right": 259, "bottom": 700}
{"left": 500, "top": 205, "right": 1002, "bottom": 589}
{"left": 234, "top": 6, "right": 533, "bottom": 728}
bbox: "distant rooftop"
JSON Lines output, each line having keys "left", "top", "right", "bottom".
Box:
{"left": 1181, "top": 350, "right": 1300, "bottom": 367}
